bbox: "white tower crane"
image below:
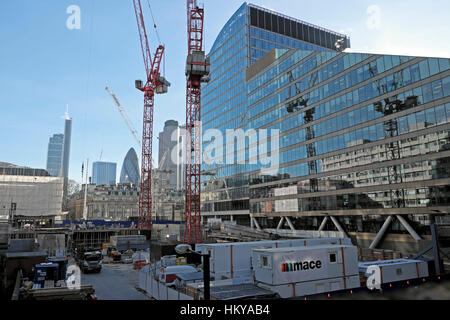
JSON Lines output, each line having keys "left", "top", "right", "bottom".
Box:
{"left": 105, "top": 86, "right": 160, "bottom": 169}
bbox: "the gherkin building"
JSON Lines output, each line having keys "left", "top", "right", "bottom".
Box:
{"left": 120, "top": 148, "right": 140, "bottom": 185}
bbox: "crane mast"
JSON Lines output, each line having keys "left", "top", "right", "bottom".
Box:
{"left": 132, "top": 0, "right": 170, "bottom": 231}
{"left": 184, "top": 0, "right": 210, "bottom": 244}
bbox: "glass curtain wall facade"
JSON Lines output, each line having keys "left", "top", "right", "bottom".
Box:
{"left": 120, "top": 148, "right": 140, "bottom": 185}
{"left": 247, "top": 49, "right": 450, "bottom": 235}
{"left": 92, "top": 162, "right": 117, "bottom": 186}
{"left": 201, "top": 2, "right": 350, "bottom": 222}
{"left": 46, "top": 134, "right": 64, "bottom": 177}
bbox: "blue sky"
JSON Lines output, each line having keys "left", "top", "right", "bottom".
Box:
{"left": 0, "top": 0, "right": 449, "bottom": 183}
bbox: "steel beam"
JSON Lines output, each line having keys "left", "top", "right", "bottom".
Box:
{"left": 330, "top": 216, "right": 346, "bottom": 236}
{"left": 396, "top": 215, "right": 422, "bottom": 241}
{"left": 277, "top": 217, "right": 285, "bottom": 230}
{"left": 252, "top": 217, "right": 262, "bottom": 231}
{"left": 369, "top": 215, "right": 394, "bottom": 250}
{"left": 431, "top": 223, "right": 443, "bottom": 276}
{"left": 285, "top": 217, "right": 296, "bottom": 231}
{"left": 318, "top": 216, "right": 329, "bottom": 232}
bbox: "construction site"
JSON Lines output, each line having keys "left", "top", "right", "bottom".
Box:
{"left": 1, "top": 0, "right": 450, "bottom": 304}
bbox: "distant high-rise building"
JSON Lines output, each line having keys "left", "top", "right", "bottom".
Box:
{"left": 120, "top": 148, "right": 140, "bottom": 185}
{"left": 158, "top": 120, "right": 181, "bottom": 189}
{"left": 46, "top": 134, "right": 64, "bottom": 177}
{"left": 62, "top": 107, "right": 72, "bottom": 180}
{"left": 92, "top": 162, "right": 117, "bottom": 186}
{"left": 61, "top": 106, "right": 72, "bottom": 210}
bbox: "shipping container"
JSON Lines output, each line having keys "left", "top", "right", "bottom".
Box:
{"left": 252, "top": 245, "right": 360, "bottom": 298}
{"left": 359, "top": 259, "right": 429, "bottom": 286}
{"left": 195, "top": 238, "right": 352, "bottom": 280}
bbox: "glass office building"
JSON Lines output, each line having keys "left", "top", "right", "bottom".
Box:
{"left": 120, "top": 148, "right": 140, "bottom": 185}
{"left": 245, "top": 48, "right": 450, "bottom": 237}
{"left": 92, "top": 162, "right": 117, "bottom": 186}
{"left": 46, "top": 134, "right": 64, "bottom": 177}
{"left": 201, "top": 3, "right": 350, "bottom": 223}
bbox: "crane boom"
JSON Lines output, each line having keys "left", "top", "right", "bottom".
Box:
{"left": 105, "top": 87, "right": 142, "bottom": 147}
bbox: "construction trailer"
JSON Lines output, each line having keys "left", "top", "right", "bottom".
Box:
{"left": 359, "top": 259, "right": 429, "bottom": 287}
{"left": 195, "top": 238, "right": 352, "bottom": 280}
{"left": 252, "top": 245, "right": 360, "bottom": 299}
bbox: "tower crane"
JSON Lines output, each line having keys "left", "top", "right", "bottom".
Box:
{"left": 132, "top": 0, "right": 170, "bottom": 231}
{"left": 106, "top": 86, "right": 141, "bottom": 147}
{"left": 105, "top": 86, "right": 163, "bottom": 170}
{"left": 184, "top": 0, "right": 210, "bottom": 244}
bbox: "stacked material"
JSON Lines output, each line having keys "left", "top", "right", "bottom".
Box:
{"left": 0, "top": 224, "right": 8, "bottom": 250}
{"left": 110, "top": 235, "right": 147, "bottom": 251}
{"left": 22, "top": 285, "right": 95, "bottom": 300}
{"left": 358, "top": 248, "right": 403, "bottom": 262}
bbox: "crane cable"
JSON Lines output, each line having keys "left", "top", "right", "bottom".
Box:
{"left": 146, "top": 0, "right": 162, "bottom": 45}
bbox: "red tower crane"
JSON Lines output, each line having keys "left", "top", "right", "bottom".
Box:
{"left": 184, "top": 0, "right": 210, "bottom": 243}
{"left": 132, "top": 0, "right": 170, "bottom": 231}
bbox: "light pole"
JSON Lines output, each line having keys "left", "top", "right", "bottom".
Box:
{"left": 175, "top": 244, "right": 210, "bottom": 300}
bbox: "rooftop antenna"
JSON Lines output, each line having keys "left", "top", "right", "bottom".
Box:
{"left": 65, "top": 104, "right": 71, "bottom": 120}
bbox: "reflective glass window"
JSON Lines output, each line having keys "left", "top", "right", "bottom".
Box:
{"left": 435, "top": 105, "right": 446, "bottom": 124}
{"left": 438, "top": 58, "right": 450, "bottom": 72}
{"left": 432, "top": 80, "right": 443, "bottom": 100}
{"left": 425, "top": 107, "right": 436, "bottom": 126}
{"left": 398, "top": 116, "right": 409, "bottom": 134}
{"left": 443, "top": 76, "right": 450, "bottom": 96}
{"left": 415, "top": 110, "right": 426, "bottom": 125}
{"left": 419, "top": 60, "right": 430, "bottom": 79}
{"left": 446, "top": 103, "right": 450, "bottom": 122}
{"left": 428, "top": 58, "right": 440, "bottom": 76}
{"left": 422, "top": 82, "right": 433, "bottom": 103}
{"left": 410, "top": 64, "right": 420, "bottom": 82}
{"left": 384, "top": 55, "right": 393, "bottom": 70}
{"left": 407, "top": 113, "right": 417, "bottom": 129}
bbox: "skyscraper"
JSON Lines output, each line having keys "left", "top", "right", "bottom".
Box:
{"left": 158, "top": 120, "right": 181, "bottom": 188}
{"left": 120, "top": 148, "right": 140, "bottom": 185}
{"left": 46, "top": 134, "right": 64, "bottom": 177}
{"left": 92, "top": 162, "right": 117, "bottom": 186}
{"left": 61, "top": 106, "right": 72, "bottom": 210}
{"left": 201, "top": 3, "right": 350, "bottom": 224}
{"left": 62, "top": 106, "right": 72, "bottom": 180}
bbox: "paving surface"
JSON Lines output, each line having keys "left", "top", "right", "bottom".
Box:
{"left": 310, "top": 279, "right": 450, "bottom": 300}
{"left": 80, "top": 263, "right": 148, "bottom": 300}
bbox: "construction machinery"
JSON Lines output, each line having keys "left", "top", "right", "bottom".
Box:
{"left": 132, "top": 0, "right": 170, "bottom": 231}
{"left": 184, "top": 0, "right": 210, "bottom": 244}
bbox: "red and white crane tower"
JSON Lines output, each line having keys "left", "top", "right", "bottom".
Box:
{"left": 184, "top": 0, "right": 210, "bottom": 243}
{"left": 132, "top": 0, "right": 170, "bottom": 231}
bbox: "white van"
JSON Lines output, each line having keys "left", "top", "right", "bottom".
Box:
{"left": 158, "top": 265, "right": 198, "bottom": 287}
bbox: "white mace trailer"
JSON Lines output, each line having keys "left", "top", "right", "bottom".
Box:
{"left": 252, "top": 245, "right": 360, "bottom": 298}
{"left": 359, "top": 259, "right": 429, "bottom": 287}
{"left": 195, "top": 238, "right": 352, "bottom": 281}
